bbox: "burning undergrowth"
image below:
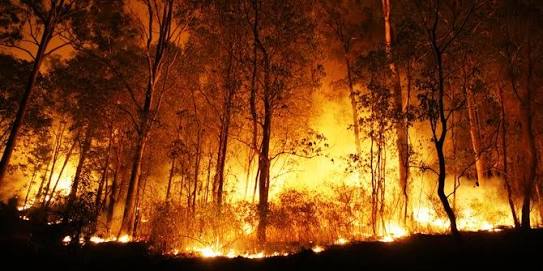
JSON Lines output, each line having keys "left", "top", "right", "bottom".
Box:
{"left": 79, "top": 178, "right": 519, "bottom": 258}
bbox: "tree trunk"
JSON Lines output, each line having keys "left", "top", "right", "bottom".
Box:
{"left": 520, "top": 43, "right": 538, "bottom": 230}
{"left": 192, "top": 129, "right": 202, "bottom": 215}
{"left": 0, "top": 16, "right": 55, "bottom": 185}
{"left": 66, "top": 127, "right": 93, "bottom": 213}
{"left": 499, "top": 85, "right": 519, "bottom": 228}
{"left": 95, "top": 131, "right": 113, "bottom": 213}
{"left": 42, "top": 124, "right": 66, "bottom": 204}
{"left": 520, "top": 95, "right": 537, "bottom": 230}
{"left": 431, "top": 28, "right": 459, "bottom": 238}
{"left": 465, "top": 84, "right": 487, "bottom": 184}
{"left": 165, "top": 156, "right": 176, "bottom": 202}
{"left": 345, "top": 58, "right": 362, "bottom": 159}
{"left": 119, "top": 132, "right": 146, "bottom": 236}
{"left": 256, "top": 108, "right": 271, "bottom": 244}
{"left": 381, "top": 0, "right": 409, "bottom": 223}
{"left": 23, "top": 166, "right": 39, "bottom": 208}
{"left": 214, "top": 82, "right": 234, "bottom": 210}
{"left": 44, "top": 139, "right": 77, "bottom": 208}
{"left": 120, "top": 0, "right": 175, "bottom": 237}
{"left": 106, "top": 134, "right": 124, "bottom": 233}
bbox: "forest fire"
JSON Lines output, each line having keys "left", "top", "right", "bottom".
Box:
{"left": 0, "top": 0, "right": 542, "bottom": 269}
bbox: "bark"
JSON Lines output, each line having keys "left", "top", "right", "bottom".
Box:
{"left": 381, "top": 0, "right": 409, "bottom": 223}
{"left": 0, "top": 12, "right": 56, "bottom": 185}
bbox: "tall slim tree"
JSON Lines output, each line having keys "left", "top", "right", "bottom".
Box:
{"left": 0, "top": 0, "right": 85, "bottom": 186}
{"left": 119, "top": 0, "right": 194, "bottom": 236}
{"left": 380, "top": 0, "right": 410, "bottom": 223}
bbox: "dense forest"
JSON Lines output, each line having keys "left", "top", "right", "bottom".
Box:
{"left": 0, "top": 0, "right": 542, "bottom": 257}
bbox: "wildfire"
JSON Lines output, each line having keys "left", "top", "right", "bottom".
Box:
{"left": 311, "top": 245, "right": 325, "bottom": 253}
{"left": 196, "top": 246, "right": 222, "bottom": 258}
{"left": 335, "top": 238, "right": 349, "bottom": 245}
{"left": 191, "top": 246, "right": 278, "bottom": 259}
{"left": 381, "top": 223, "right": 409, "bottom": 242}
{"left": 88, "top": 234, "right": 131, "bottom": 244}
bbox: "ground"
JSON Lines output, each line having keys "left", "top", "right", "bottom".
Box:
{"left": 0, "top": 204, "right": 541, "bottom": 270}
{"left": 1, "top": 229, "right": 542, "bottom": 270}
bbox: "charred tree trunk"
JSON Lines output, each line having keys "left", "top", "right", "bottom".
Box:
{"left": 430, "top": 21, "right": 459, "bottom": 238}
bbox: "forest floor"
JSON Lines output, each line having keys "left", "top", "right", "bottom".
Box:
{"left": 0, "top": 204, "right": 541, "bottom": 271}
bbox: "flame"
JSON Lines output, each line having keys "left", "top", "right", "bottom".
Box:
{"left": 191, "top": 246, "right": 280, "bottom": 259}
{"left": 311, "top": 245, "right": 325, "bottom": 253}
{"left": 335, "top": 238, "right": 349, "bottom": 245}
{"left": 197, "top": 246, "right": 222, "bottom": 258}
{"left": 88, "top": 235, "right": 130, "bottom": 244}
